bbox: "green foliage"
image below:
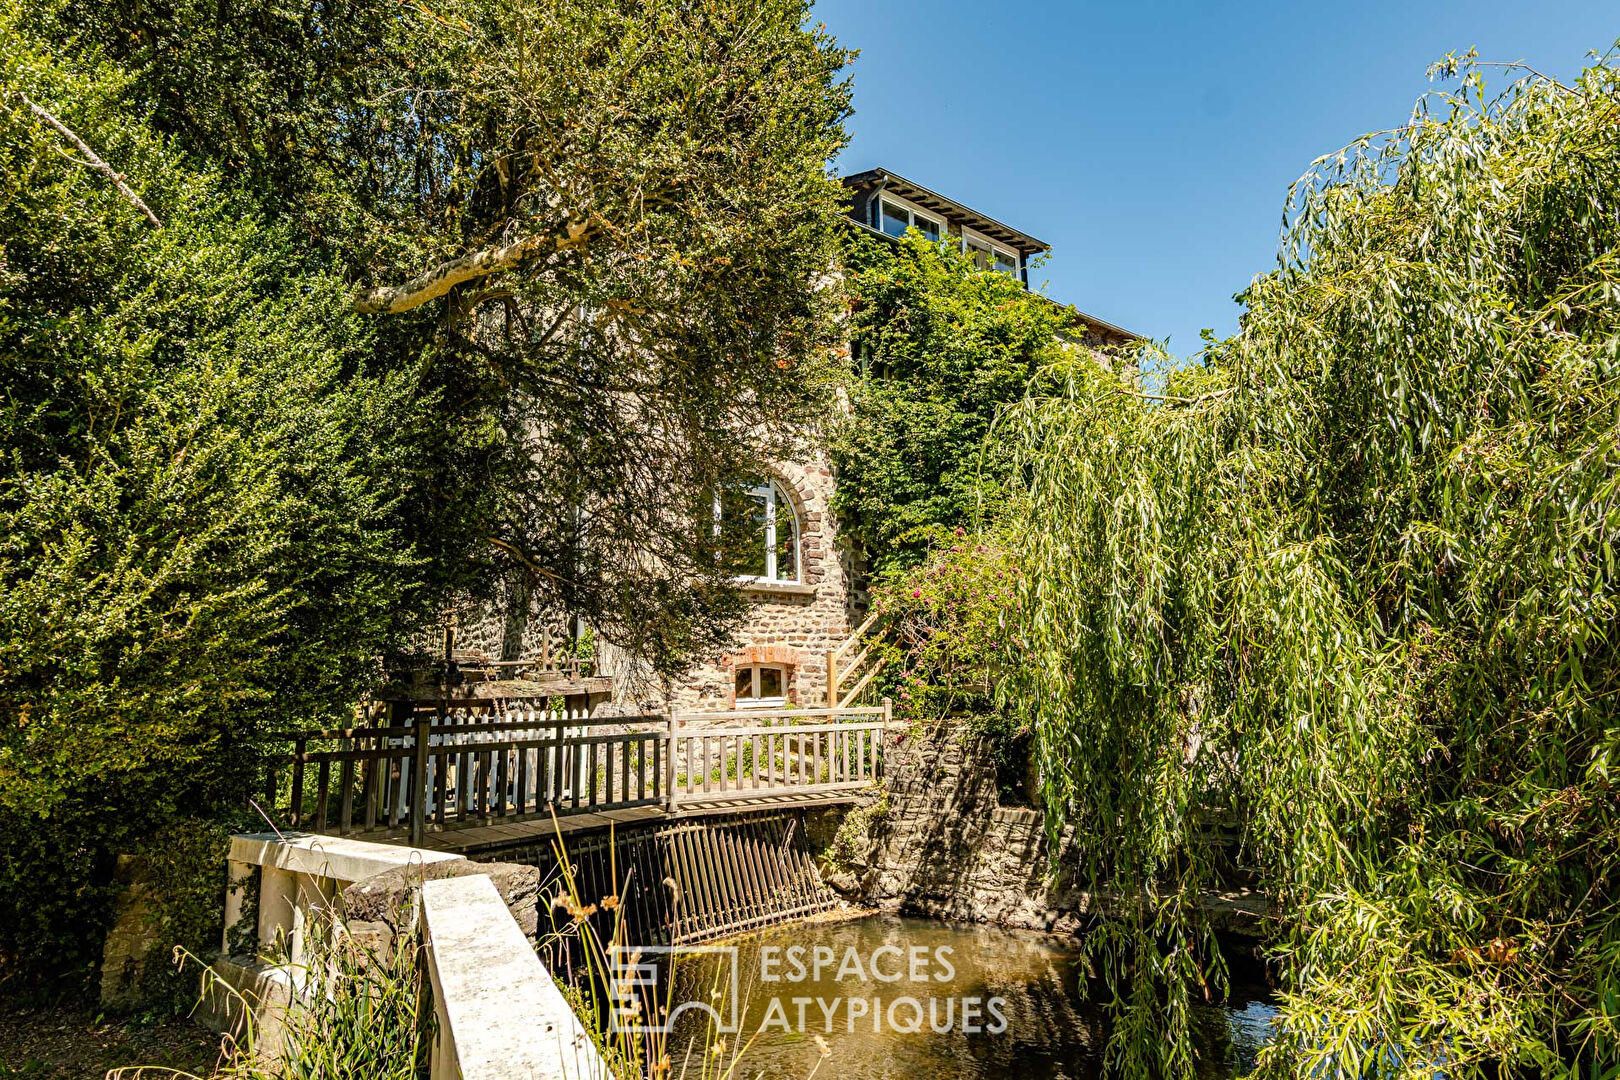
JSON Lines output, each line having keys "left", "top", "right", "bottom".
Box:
{"left": 830, "top": 232, "right": 1072, "bottom": 571}
{"left": 822, "top": 785, "right": 889, "bottom": 876}
{"left": 64, "top": 0, "right": 855, "bottom": 676}
{"left": 161, "top": 903, "right": 426, "bottom": 1080}
{"left": 866, "top": 529, "right": 1017, "bottom": 724}
{"left": 0, "top": 6, "right": 466, "bottom": 986}
{"left": 999, "top": 55, "right": 1620, "bottom": 1078}
{"left": 3, "top": 0, "right": 852, "bottom": 990}
{"left": 866, "top": 533, "right": 1032, "bottom": 799}
{"left": 128, "top": 820, "right": 231, "bottom": 1014}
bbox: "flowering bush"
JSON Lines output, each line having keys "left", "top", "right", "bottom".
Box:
{"left": 868, "top": 529, "right": 1017, "bottom": 724}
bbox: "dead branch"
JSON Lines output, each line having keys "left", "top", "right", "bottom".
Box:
{"left": 15, "top": 93, "right": 162, "bottom": 228}
{"left": 353, "top": 217, "right": 602, "bottom": 315}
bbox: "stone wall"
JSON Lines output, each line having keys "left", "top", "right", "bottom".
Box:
{"left": 824, "top": 725, "right": 1089, "bottom": 932}
{"left": 668, "top": 452, "right": 864, "bottom": 712}
{"left": 445, "top": 450, "right": 863, "bottom": 714}
{"left": 826, "top": 725, "right": 1267, "bottom": 937}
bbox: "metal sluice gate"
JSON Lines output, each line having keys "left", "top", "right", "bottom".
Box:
{"left": 539, "top": 811, "right": 839, "bottom": 947}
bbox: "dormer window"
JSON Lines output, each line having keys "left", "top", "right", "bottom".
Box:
{"left": 964, "top": 231, "right": 1021, "bottom": 277}
{"left": 878, "top": 198, "right": 942, "bottom": 242}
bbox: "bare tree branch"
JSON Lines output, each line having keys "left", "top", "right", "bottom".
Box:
{"left": 487, "top": 535, "right": 573, "bottom": 586}
{"left": 353, "top": 218, "right": 601, "bottom": 315}
{"left": 14, "top": 93, "right": 162, "bottom": 228}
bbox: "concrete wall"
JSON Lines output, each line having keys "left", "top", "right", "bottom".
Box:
{"left": 202, "top": 834, "right": 565, "bottom": 1074}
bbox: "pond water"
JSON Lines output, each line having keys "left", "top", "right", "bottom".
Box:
{"left": 663, "top": 916, "right": 1275, "bottom": 1080}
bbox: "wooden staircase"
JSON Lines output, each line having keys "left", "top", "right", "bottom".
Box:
{"left": 825, "top": 609, "right": 889, "bottom": 707}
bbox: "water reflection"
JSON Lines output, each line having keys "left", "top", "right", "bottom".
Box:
{"left": 665, "top": 916, "right": 1273, "bottom": 1080}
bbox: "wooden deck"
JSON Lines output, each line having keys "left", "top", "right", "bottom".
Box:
{"left": 266, "top": 700, "right": 892, "bottom": 853}
{"left": 371, "top": 786, "right": 867, "bottom": 854}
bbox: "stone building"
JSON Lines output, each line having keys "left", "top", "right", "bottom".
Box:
{"left": 441, "top": 168, "right": 1135, "bottom": 713}
{"left": 667, "top": 168, "right": 1138, "bottom": 712}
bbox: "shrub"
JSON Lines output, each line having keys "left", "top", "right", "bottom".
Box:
{"left": 866, "top": 529, "right": 1018, "bottom": 725}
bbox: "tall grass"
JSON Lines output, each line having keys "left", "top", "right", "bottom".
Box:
{"left": 114, "top": 898, "right": 426, "bottom": 1080}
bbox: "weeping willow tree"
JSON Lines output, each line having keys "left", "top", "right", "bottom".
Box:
{"left": 999, "top": 53, "right": 1620, "bottom": 1078}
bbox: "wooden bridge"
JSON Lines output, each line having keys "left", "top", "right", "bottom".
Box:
{"left": 264, "top": 699, "right": 892, "bottom": 854}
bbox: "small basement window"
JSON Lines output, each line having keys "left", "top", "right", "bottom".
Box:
{"left": 735, "top": 663, "right": 787, "bottom": 707}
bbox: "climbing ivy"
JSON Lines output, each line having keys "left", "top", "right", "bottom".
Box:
{"left": 999, "top": 53, "right": 1620, "bottom": 1078}
{"left": 830, "top": 232, "right": 1074, "bottom": 573}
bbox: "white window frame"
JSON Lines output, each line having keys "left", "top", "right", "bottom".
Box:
{"left": 876, "top": 196, "right": 943, "bottom": 242}
{"left": 734, "top": 663, "right": 788, "bottom": 707}
{"left": 961, "top": 228, "right": 1021, "bottom": 277}
{"left": 714, "top": 479, "right": 801, "bottom": 585}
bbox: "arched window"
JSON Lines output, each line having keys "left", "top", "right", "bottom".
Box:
{"left": 716, "top": 478, "right": 799, "bottom": 584}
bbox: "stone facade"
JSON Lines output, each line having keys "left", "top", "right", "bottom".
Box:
{"left": 447, "top": 170, "right": 1136, "bottom": 714}
{"left": 669, "top": 451, "right": 863, "bottom": 712}
{"left": 446, "top": 448, "right": 861, "bottom": 714}
{"left": 826, "top": 726, "right": 1087, "bottom": 932}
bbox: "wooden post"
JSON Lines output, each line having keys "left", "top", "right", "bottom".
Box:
{"left": 880, "top": 697, "right": 892, "bottom": 780}
{"left": 410, "top": 712, "right": 430, "bottom": 847}
{"left": 825, "top": 649, "right": 838, "bottom": 708}
{"left": 664, "top": 712, "right": 679, "bottom": 814}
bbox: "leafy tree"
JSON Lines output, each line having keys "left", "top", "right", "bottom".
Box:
{"left": 829, "top": 231, "right": 1077, "bottom": 574}
{"left": 2, "top": 0, "right": 852, "bottom": 987}
{"left": 70, "top": 0, "right": 854, "bottom": 674}
{"left": 999, "top": 55, "right": 1620, "bottom": 1077}
{"left": 0, "top": 5, "right": 477, "bottom": 983}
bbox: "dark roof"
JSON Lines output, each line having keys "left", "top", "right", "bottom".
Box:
{"left": 842, "top": 168, "right": 1050, "bottom": 255}
{"left": 839, "top": 175, "right": 1144, "bottom": 344}
{"left": 1037, "top": 293, "right": 1142, "bottom": 346}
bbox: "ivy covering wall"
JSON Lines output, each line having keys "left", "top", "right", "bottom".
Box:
{"left": 829, "top": 232, "right": 1078, "bottom": 575}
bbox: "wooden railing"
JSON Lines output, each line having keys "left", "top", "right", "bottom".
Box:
{"left": 667, "top": 705, "right": 888, "bottom": 805}
{"left": 456, "top": 625, "right": 594, "bottom": 681}
{"left": 264, "top": 699, "right": 890, "bottom": 846}
{"left": 826, "top": 609, "right": 888, "bottom": 708}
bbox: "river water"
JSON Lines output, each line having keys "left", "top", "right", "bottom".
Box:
{"left": 663, "top": 915, "right": 1274, "bottom": 1080}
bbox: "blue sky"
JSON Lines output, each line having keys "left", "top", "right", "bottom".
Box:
{"left": 811, "top": 1, "right": 1619, "bottom": 354}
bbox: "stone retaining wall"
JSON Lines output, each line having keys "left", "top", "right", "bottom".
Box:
{"left": 825, "top": 725, "right": 1266, "bottom": 937}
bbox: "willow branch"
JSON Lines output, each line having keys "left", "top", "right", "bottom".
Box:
{"left": 15, "top": 93, "right": 162, "bottom": 228}
{"left": 353, "top": 217, "right": 602, "bottom": 315}
{"left": 1470, "top": 61, "right": 1580, "bottom": 97}
{"left": 1132, "top": 386, "right": 1237, "bottom": 406}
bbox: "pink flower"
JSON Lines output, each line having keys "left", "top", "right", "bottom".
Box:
{"left": 912, "top": 589, "right": 921, "bottom": 598}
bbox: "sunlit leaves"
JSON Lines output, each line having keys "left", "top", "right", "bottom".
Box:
{"left": 999, "top": 55, "right": 1620, "bottom": 1079}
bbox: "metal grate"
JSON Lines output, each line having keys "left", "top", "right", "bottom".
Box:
{"left": 541, "top": 812, "right": 838, "bottom": 948}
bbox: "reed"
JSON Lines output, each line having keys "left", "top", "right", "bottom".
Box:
{"left": 113, "top": 897, "right": 426, "bottom": 1080}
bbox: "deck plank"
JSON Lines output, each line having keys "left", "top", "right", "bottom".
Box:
{"left": 339, "top": 787, "right": 871, "bottom": 854}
